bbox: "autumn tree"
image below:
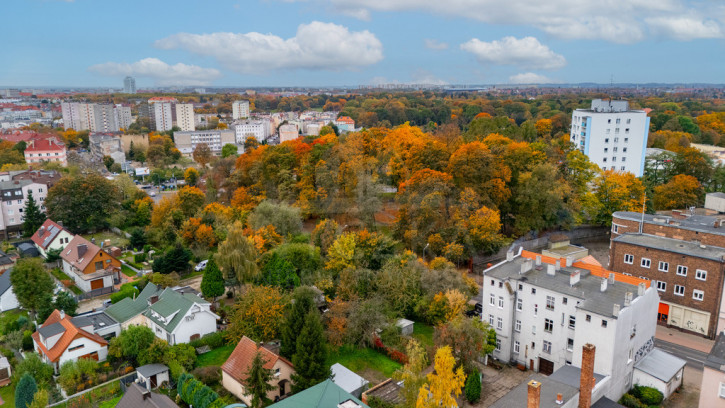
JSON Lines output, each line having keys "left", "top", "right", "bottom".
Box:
{"left": 510, "top": 163, "right": 576, "bottom": 234}
{"left": 653, "top": 174, "right": 704, "bottom": 210}
{"left": 591, "top": 170, "right": 646, "bottom": 225}
{"left": 416, "top": 346, "right": 466, "bottom": 408}
{"left": 242, "top": 351, "right": 275, "bottom": 408}
{"left": 311, "top": 219, "right": 340, "bottom": 256}
{"left": 227, "top": 285, "right": 286, "bottom": 343}
{"left": 672, "top": 147, "right": 714, "bottom": 184}
{"left": 215, "top": 221, "right": 259, "bottom": 287}
{"left": 176, "top": 185, "right": 206, "bottom": 218}
{"left": 184, "top": 167, "right": 199, "bottom": 186}
{"left": 248, "top": 200, "right": 303, "bottom": 237}
{"left": 45, "top": 173, "right": 120, "bottom": 233}
{"left": 394, "top": 339, "right": 428, "bottom": 408}
{"left": 376, "top": 253, "right": 424, "bottom": 316}
{"left": 193, "top": 143, "right": 213, "bottom": 167}
{"left": 435, "top": 317, "right": 496, "bottom": 373}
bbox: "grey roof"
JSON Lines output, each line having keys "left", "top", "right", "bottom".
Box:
{"left": 71, "top": 311, "right": 118, "bottom": 331}
{"left": 613, "top": 233, "right": 725, "bottom": 262}
{"left": 38, "top": 322, "right": 65, "bottom": 338}
{"left": 634, "top": 348, "right": 686, "bottom": 382}
{"left": 116, "top": 383, "right": 179, "bottom": 408}
{"left": 0, "top": 251, "right": 13, "bottom": 266}
{"left": 331, "top": 363, "right": 369, "bottom": 394}
{"left": 486, "top": 255, "right": 645, "bottom": 318}
{"left": 646, "top": 148, "right": 675, "bottom": 157}
{"left": 705, "top": 333, "right": 725, "bottom": 371}
{"left": 489, "top": 374, "right": 579, "bottom": 408}
{"left": 0, "top": 269, "right": 12, "bottom": 296}
{"left": 137, "top": 363, "right": 169, "bottom": 379}
{"left": 17, "top": 243, "right": 39, "bottom": 256}
{"left": 548, "top": 365, "right": 605, "bottom": 389}
{"left": 614, "top": 211, "right": 725, "bottom": 236}
{"left": 592, "top": 397, "right": 626, "bottom": 408}
{"left": 0, "top": 179, "right": 31, "bottom": 190}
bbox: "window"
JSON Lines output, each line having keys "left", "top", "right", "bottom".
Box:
{"left": 624, "top": 254, "right": 634, "bottom": 264}
{"left": 641, "top": 258, "right": 651, "bottom": 268}
{"left": 498, "top": 282, "right": 502, "bottom": 288}
{"left": 624, "top": 138, "right": 629, "bottom": 142}
{"left": 7, "top": 210, "right": 13, "bottom": 215}
{"left": 676, "top": 265, "right": 687, "bottom": 276}
{"left": 623, "top": 147, "right": 628, "bottom": 153}
{"left": 627, "top": 118, "right": 631, "bottom": 124}
{"left": 719, "top": 382, "right": 725, "bottom": 398}
{"left": 543, "top": 341, "right": 552, "bottom": 354}
{"left": 621, "top": 166, "right": 626, "bottom": 171}
{"left": 518, "top": 284, "right": 523, "bottom": 291}
{"left": 514, "top": 341, "right": 520, "bottom": 354}
{"left": 674, "top": 285, "right": 685, "bottom": 296}
{"left": 563, "top": 297, "right": 568, "bottom": 305}
{"left": 612, "top": 224, "right": 619, "bottom": 233}
{"left": 567, "top": 338, "right": 574, "bottom": 351}
{"left": 517, "top": 298, "right": 523, "bottom": 311}
{"left": 601, "top": 320, "right": 608, "bottom": 328}
{"left": 515, "top": 320, "right": 521, "bottom": 332}
{"left": 531, "top": 342, "right": 536, "bottom": 350}
{"left": 606, "top": 129, "right": 611, "bottom": 134}
{"left": 612, "top": 157, "right": 617, "bottom": 162}
{"left": 605, "top": 138, "right": 609, "bottom": 143}
{"left": 614, "top": 137, "right": 619, "bottom": 143}
{"left": 693, "top": 290, "right": 704, "bottom": 301}
{"left": 696, "top": 269, "right": 707, "bottom": 281}
{"left": 616, "top": 118, "right": 621, "bottom": 124}
{"left": 490, "top": 279, "right": 494, "bottom": 286}
{"left": 586, "top": 314, "right": 591, "bottom": 322}
{"left": 603, "top": 158, "right": 607, "bottom": 162}
{"left": 608, "top": 119, "right": 612, "bottom": 124}
{"left": 531, "top": 288, "right": 536, "bottom": 295}
{"left": 94, "top": 261, "right": 103, "bottom": 270}
{"left": 546, "top": 296, "right": 555, "bottom": 311}
{"left": 544, "top": 319, "right": 553, "bottom": 333}
{"left": 490, "top": 294, "right": 495, "bottom": 306}
{"left": 569, "top": 315, "right": 576, "bottom": 329}
{"left": 498, "top": 296, "right": 504, "bottom": 308}
{"left": 495, "top": 339, "right": 501, "bottom": 351}
{"left": 489, "top": 314, "right": 494, "bottom": 325}
{"left": 613, "top": 147, "right": 618, "bottom": 152}
{"left": 658, "top": 261, "right": 669, "bottom": 272}
{"left": 534, "top": 305, "right": 538, "bottom": 316}
{"left": 657, "top": 281, "right": 667, "bottom": 292}
{"left": 68, "top": 344, "right": 85, "bottom": 352}
{"left": 532, "top": 325, "right": 536, "bottom": 334}
{"left": 604, "top": 148, "right": 609, "bottom": 153}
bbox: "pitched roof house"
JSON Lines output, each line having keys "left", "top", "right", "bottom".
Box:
{"left": 31, "top": 219, "right": 73, "bottom": 258}
{"left": 0, "top": 269, "right": 19, "bottom": 312}
{"left": 116, "top": 383, "right": 179, "bottom": 408}
{"left": 60, "top": 235, "right": 121, "bottom": 293}
{"left": 268, "top": 379, "right": 369, "bottom": 408}
{"left": 32, "top": 310, "right": 108, "bottom": 372}
{"left": 105, "top": 283, "right": 161, "bottom": 329}
{"left": 222, "top": 336, "right": 295, "bottom": 405}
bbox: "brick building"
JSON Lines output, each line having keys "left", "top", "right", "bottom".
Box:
{"left": 610, "top": 211, "right": 725, "bottom": 338}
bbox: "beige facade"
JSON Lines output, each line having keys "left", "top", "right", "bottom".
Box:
{"left": 120, "top": 134, "right": 149, "bottom": 152}
{"left": 175, "top": 104, "right": 196, "bottom": 132}
{"left": 700, "top": 366, "right": 725, "bottom": 407}
{"left": 223, "top": 358, "right": 294, "bottom": 405}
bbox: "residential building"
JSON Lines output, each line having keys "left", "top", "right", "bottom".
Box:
{"left": 279, "top": 123, "right": 299, "bottom": 143}
{"left": 0, "top": 269, "right": 19, "bottom": 312}
{"left": 143, "top": 287, "right": 218, "bottom": 345}
{"left": 235, "top": 120, "right": 269, "bottom": 143}
{"left": 610, "top": 211, "right": 725, "bottom": 338}
{"left": 173, "top": 130, "right": 235, "bottom": 156}
{"left": 31, "top": 219, "right": 73, "bottom": 258}
{"left": 570, "top": 99, "right": 649, "bottom": 176}
{"left": 114, "top": 105, "right": 133, "bottom": 130}
{"left": 60, "top": 235, "right": 121, "bottom": 293}
{"left": 267, "top": 379, "right": 369, "bottom": 408}
{"left": 32, "top": 310, "right": 109, "bottom": 372}
{"left": 153, "top": 102, "right": 173, "bottom": 132}
{"left": 232, "top": 100, "right": 250, "bottom": 120}
{"left": 334, "top": 116, "right": 355, "bottom": 133}
{"left": 175, "top": 103, "right": 195, "bottom": 132}
{"left": 706, "top": 192, "right": 725, "bottom": 213}
{"left": 24, "top": 137, "right": 67, "bottom": 166}
{"left": 89, "top": 132, "right": 125, "bottom": 164}
{"left": 123, "top": 76, "right": 136, "bottom": 94}
{"left": 91, "top": 104, "right": 117, "bottom": 133}
{"left": 0, "top": 170, "right": 60, "bottom": 238}
{"left": 482, "top": 249, "right": 662, "bottom": 401}
{"left": 222, "top": 336, "right": 295, "bottom": 405}
{"left": 106, "top": 283, "right": 162, "bottom": 329}
{"left": 331, "top": 363, "right": 369, "bottom": 398}
{"left": 117, "top": 383, "right": 179, "bottom": 408}
{"left": 60, "top": 102, "right": 127, "bottom": 132}
{"left": 61, "top": 102, "right": 91, "bottom": 131}
{"left": 700, "top": 332, "right": 725, "bottom": 407}
{"left": 70, "top": 310, "right": 120, "bottom": 341}
{"left": 138, "top": 103, "right": 156, "bottom": 130}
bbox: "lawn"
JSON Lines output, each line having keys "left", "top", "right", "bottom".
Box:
{"left": 69, "top": 285, "right": 82, "bottom": 295}
{"left": 81, "top": 231, "right": 129, "bottom": 248}
{"left": 196, "top": 344, "right": 235, "bottom": 367}
{"left": 50, "top": 268, "right": 71, "bottom": 281}
{"left": 121, "top": 264, "right": 137, "bottom": 278}
{"left": 98, "top": 395, "right": 122, "bottom": 408}
{"left": 0, "top": 384, "right": 15, "bottom": 407}
{"left": 412, "top": 322, "right": 434, "bottom": 348}
{"left": 326, "top": 345, "right": 402, "bottom": 378}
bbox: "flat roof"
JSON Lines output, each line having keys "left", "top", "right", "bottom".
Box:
{"left": 613, "top": 233, "right": 725, "bottom": 262}
{"left": 71, "top": 311, "right": 118, "bottom": 331}
{"left": 331, "top": 363, "right": 369, "bottom": 394}
{"left": 614, "top": 211, "right": 725, "bottom": 236}
{"left": 634, "top": 348, "right": 685, "bottom": 382}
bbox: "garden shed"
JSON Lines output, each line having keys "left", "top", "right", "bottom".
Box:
{"left": 396, "top": 318, "right": 414, "bottom": 336}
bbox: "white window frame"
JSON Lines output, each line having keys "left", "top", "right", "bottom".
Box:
{"left": 674, "top": 285, "right": 685, "bottom": 297}
{"left": 696, "top": 269, "right": 707, "bottom": 281}
{"left": 544, "top": 318, "right": 553, "bottom": 333}
{"left": 693, "top": 290, "right": 704, "bottom": 301}
{"left": 546, "top": 295, "right": 555, "bottom": 311}
{"left": 498, "top": 296, "right": 504, "bottom": 309}
{"left": 488, "top": 314, "right": 494, "bottom": 325}
{"left": 568, "top": 315, "right": 576, "bottom": 329}
{"left": 676, "top": 265, "right": 688, "bottom": 276}
{"left": 516, "top": 298, "right": 523, "bottom": 311}
{"left": 658, "top": 261, "right": 669, "bottom": 272}
{"left": 513, "top": 341, "right": 520, "bottom": 354}
{"left": 515, "top": 320, "right": 521, "bottom": 332}
{"left": 641, "top": 258, "right": 651, "bottom": 268}
{"left": 657, "top": 281, "right": 666, "bottom": 292}
{"left": 489, "top": 293, "right": 495, "bottom": 306}
{"left": 566, "top": 338, "right": 574, "bottom": 351}
{"left": 495, "top": 339, "right": 501, "bottom": 351}
{"left": 543, "top": 340, "right": 552, "bottom": 354}
{"left": 497, "top": 317, "right": 503, "bottom": 330}
{"left": 624, "top": 254, "right": 633, "bottom": 264}
{"left": 719, "top": 382, "right": 725, "bottom": 398}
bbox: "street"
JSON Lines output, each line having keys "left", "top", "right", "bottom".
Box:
{"left": 654, "top": 338, "right": 709, "bottom": 370}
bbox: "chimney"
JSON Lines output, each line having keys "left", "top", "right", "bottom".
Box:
{"left": 555, "top": 261, "right": 561, "bottom": 271}
{"left": 613, "top": 303, "right": 620, "bottom": 317}
{"left": 535, "top": 255, "right": 542, "bottom": 266}
{"left": 506, "top": 250, "right": 514, "bottom": 262}
{"left": 556, "top": 393, "right": 564, "bottom": 405}
{"left": 547, "top": 264, "right": 556, "bottom": 276}
{"left": 59, "top": 310, "right": 65, "bottom": 320}
{"left": 521, "top": 259, "right": 533, "bottom": 274}
{"left": 77, "top": 244, "right": 87, "bottom": 258}
{"left": 624, "top": 292, "right": 633, "bottom": 307}
{"left": 527, "top": 380, "right": 541, "bottom": 408}
{"left": 566, "top": 257, "right": 573, "bottom": 267}
{"left": 608, "top": 273, "right": 615, "bottom": 284}
{"left": 579, "top": 344, "right": 596, "bottom": 408}
{"left": 570, "top": 270, "right": 580, "bottom": 286}
{"left": 638, "top": 282, "right": 646, "bottom": 296}
{"left": 600, "top": 277, "right": 608, "bottom": 292}
{"left": 57, "top": 220, "right": 63, "bottom": 227}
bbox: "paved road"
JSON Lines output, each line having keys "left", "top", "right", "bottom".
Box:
{"left": 654, "top": 338, "right": 709, "bottom": 370}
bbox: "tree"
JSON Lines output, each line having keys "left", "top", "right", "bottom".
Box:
{"left": 215, "top": 222, "right": 259, "bottom": 287}
{"left": 12, "top": 354, "right": 53, "bottom": 388}
{"left": 347, "top": 298, "right": 389, "bottom": 347}
{"left": 54, "top": 291, "right": 78, "bottom": 316}
{"left": 394, "top": 339, "right": 428, "bottom": 408}
{"left": 10, "top": 258, "right": 54, "bottom": 320}
{"left": 242, "top": 351, "right": 275, "bottom": 408}
{"left": 592, "top": 170, "right": 646, "bottom": 226}
{"left": 15, "top": 373, "right": 37, "bottom": 408}
{"left": 184, "top": 167, "right": 199, "bottom": 186}
{"left": 153, "top": 243, "right": 192, "bottom": 274}
{"left": 193, "top": 143, "right": 213, "bottom": 167}
{"left": 221, "top": 143, "right": 238, "bottom": 158}
{"left": 58, "top": 358, "right": 99, "bottom": 393}
{"left": 22, "top": 190, "right": 45, "bottom": 237}
{"left": 102, "top": 155, "right": 114, "bottom": 171}
{"left": 176, "top": 186, "right": 206, "bottom": 218}
{"left": 259, "top": 253, "right": 300, "bottom": 290}
{"left": 464, "top": 369, "right": 481, "bottom": 403}
{"left": 281, "top": 287, "right": 316, "bottom": 358}
{"left": 108, "top": 325, "right": 155, "bottom": 365}
{"left": 28, "top": 388, "right": 48, "bottom": 408}
{"left": 416, "top": 346, "right": 466, "bottom": 408}
{"left": 45, "top": 173, "right": 120, "bottom": 233}
{"left": 227, "top": 285, "right": 286, "bottom": 343}
{"left": 434, "top": 317, "right": 496, "bottom": 373}
{"left": 291, "top": 311, "right": 329, "bottom": 392}
{"left": 311, "top": 219, "right": 340, "bottom": 256}
{"left": 653, "top": 174, "right": 704, "bottom": 210}
{"left": 129, "top": 227, "right": 146, "bottom": 250}
{"left": 201, "top": 259, "right": 225, "bottom": 302}
{"left": 248, "top": 200, "right": 303, "bottom": 237}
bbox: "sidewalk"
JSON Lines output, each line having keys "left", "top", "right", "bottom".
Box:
{"left": 655, "top": 325, "right": 714, "bottom": 354}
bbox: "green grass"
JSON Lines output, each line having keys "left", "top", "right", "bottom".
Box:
{"left": 326, "top": 345, "right": 402, "bottom": 378}
{"left": 98, "top": 395, "right": 122, "bottom": 408}
{"left": 196, "top": 344, "right": 235, "bottom": 367}
{"left": 121, "top": 264, "right": 137, "bottom": 277}
{"left": 81, "top": 231, "right": 129, "bottom": 248}
{"left": 0, "top": 384, "right": 15, "bottom": 407}
{"left": 69, "top": 285, "right": 82, "bottom": 295}
{"left": 50, "top": 268, "right": 71, "bottom": 281}
{"left": 412, "top": 322, "right": 434, "bottom": 348}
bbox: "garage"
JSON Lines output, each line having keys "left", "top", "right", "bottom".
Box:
{"left": 90, "top": 279, "right": 104, "bottom": 290}
{"left": 539, "top": 357, "right": 554, "bottom": 375}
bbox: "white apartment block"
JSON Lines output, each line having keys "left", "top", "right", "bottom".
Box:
{"left": 91, "top": 104, "right": 116, "bottom": 133}
{"left": 61, "top": 102, "right": 128, "bottom": 132}
{"left": 154, "top": 102, "right": 173, "bottom": 132}
{"left": 234, "top": 120, "right": 268, "bottom": 143}
{"left": 0, "top": 170, "right": 60, "bottom": 238}
{"left": 570, "top": 99, "right": 649, "bottom": 176}
{"left": 174, "top": 130, "right": 236, "bottom": 157}
{"left": 483, "top": 250, "right": 661, "bottom": 401}
{"left": 232, "top": 100, "right": 250, "bottom": 120}
{"left": 175, "top": 103, "right": 195, "bottom": 132}
{"left": 114, "top": 105, "right": 132, "bottom": 130}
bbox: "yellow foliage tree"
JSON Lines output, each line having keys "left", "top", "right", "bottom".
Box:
{"left": 653, "top": 174, "right": 704, "bottom": 210}
{"left": 444, "top": 289, "right": 467, "bottom": 321}
{"left": 325, "top": 233, "right": 356, "bottom": 273}
{"left": 416, "top": 346, "right": 466, "bottom": 408}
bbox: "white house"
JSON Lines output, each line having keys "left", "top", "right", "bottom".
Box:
{"left": 31, "top": 219, "right": 74, "bottom": 258}
{"left": 0, "top": 269, "right": 19, "bottom": 312}
{"left": 142, "top": 287, "right": 218, "bottom": 345}
{"left": 633, "top": 348, "right": 685, "bottom": 398}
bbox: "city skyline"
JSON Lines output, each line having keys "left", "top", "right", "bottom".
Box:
{"left": 1, "top": 0, "right": 723, "bottom": 87}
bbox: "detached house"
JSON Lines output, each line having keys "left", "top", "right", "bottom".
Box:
{"left": 0, "top": 269, "right": 19, "bottom": 312}
{"left": 32, "top": 310, "right": 109, "bottom": 372}
{"left": 31, "top": 219, "right": 73, "bottom": 258}
{"left": 60, "top": 235, "right": 121, "bottom": 293}
{"left": 143, "top": 288, "right": 218, "bottom": 345}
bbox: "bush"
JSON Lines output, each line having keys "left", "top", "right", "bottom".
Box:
{"left": 632, "top": 385, "right": 664, "bottom": 406}
{"left": 367, "top": 396, "right": 398, "bottom": 408}
{"left": 191, "top": 366, "right": 221, "bottom": 385}
{"left": 465, "top": 369, "right": 481, "bottom": 403}
{"left": 143, "top": 244, "right": 152, "bottom": 253}
{"left": 134, "top": 253, "right": 147, "bottom": 263}
{"left": 110, "top": 283, "right": 139, "bottom": 304}
{"left": 22, "top": 330, "right": 33, "bottom": 351}
{"left": 619, "top": 393, "right": 647, "bottom": 408}
{"left": 189, "top": 331, "right": 226, "bottom": 349}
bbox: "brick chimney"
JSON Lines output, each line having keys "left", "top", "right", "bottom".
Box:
{"left": 579, "top": 343, "right": 596, "bottom": 408}
{"left": 527, "top": 379, "right": 541, "bottom": 408}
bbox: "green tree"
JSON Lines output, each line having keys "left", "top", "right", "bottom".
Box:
{"left": 10, "top": 258, "right": 54, "bottom": 320}
{"left": 108, "top": 325, "right": 155, "bottom": 365}
{"left": 45, "top": 173, "right": 120, "bottom": 233}
{"left": 259, "top": 253, "right": 300, "bottom": 290}
{"left": 248, "top": 200, "right": 303, "bottom": 237}
{"left": 434, "top": 317, "right": 496, "bottom": 373}
{"left": 28, "top": 388, "right": 48, "bottom": 408}
{"left": 215, "top": 222, "right": 259, "bottom": 287}
{"left": 22, "top": 190, "right": 45, "bottom": 237}
{"left": 221, "top": 143, "right": 238, "bottom": 158}
{"left": 153, "top": 243, "right": 192, "bottom": 274}
{"left": 242, "top": 351, "right": 275, "bottom": 408}
{"left": 129, "top": 227, "right": 146, "bottom": 250}
{"left": 280, "top": 287, "right": 316, "bottom": 359}
{"left": 54, "top": 291, "right": 78, "bottom": 316}
{"left": 291, "top": 311, "right": 329, "bottom": 393}
{"left": 464, "top": 369, "right": 481, "bottom": 403}
{"left": 102, "top": 155, "right": 114, "bottom": 171}
{"left": 201, "top": 259, "right": 225, "bottom": 302}
{"left": 15, "top": 373, "right": 37, "bottom": 408}
{"left": 58, "top": 358, "right": 99, "bottom": 393}
{"left": 12, "top": 354, "right": 53, "bottom": 388}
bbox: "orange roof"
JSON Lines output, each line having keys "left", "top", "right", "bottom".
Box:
{"left": 336, "top": 116, "right": 354, "bottom": 124}
{"left": 520, "top": 250, "right": 651, "bottom": 288}
{"left": 577, "top": 255, "right": 602, "bottom": 267}
{"left": 25, "top": 138, "right": 65, "bottom": 152}
{"left": 221, "top": 336, "right": 293, "bottom": 383}
{"left": 32, "top": 310, "right": 107, "bottom": 363}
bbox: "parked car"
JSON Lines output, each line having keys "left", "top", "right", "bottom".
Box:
{"left": 465, "top": 302, "right": 483, "bottom": 318}
{"left": 195, "top": 259, "right": 208, "bottom": 272}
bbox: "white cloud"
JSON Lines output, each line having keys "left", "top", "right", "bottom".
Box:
{"left": 411, "top": 69, "right": 448, "bottom": 85}
{"left": 88, "top": 58, "right": 222, "bottom": 86}
{"left": 424, "top": 39, "right": 448, "bottom": 50}
{"left": 460, "top": 36, "right": 566, "bottom": 70}
{"left": 508, "top": 72, "right": 559, "bottom": 84}
{"left": 645, "top": 16, "right": 723, "bottom": 40}
{"left": 283, "top": 0, "right": 724, "bottom": 43}
{"left": 155, "top": 21, "right": 383, "bottom": 74}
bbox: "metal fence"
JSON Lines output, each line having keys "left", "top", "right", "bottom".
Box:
{"left": 76, "top": 286, "right": 117, "bottom": 301}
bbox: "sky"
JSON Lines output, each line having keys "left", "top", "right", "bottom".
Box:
{"left": 1, "top": 0, "right": 724, "bottom": 88}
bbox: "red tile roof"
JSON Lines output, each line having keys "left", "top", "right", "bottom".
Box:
{"left": 221, "top": 336, "right": 293, "bottom": 383}
{"left": 32, "top": 310, "right": 107, "bottom": 363}
{"left": 25, "top": 138, "right": 65, "bottom": 152}
{"left": 31, "top": 219, "right": 68, "bottom": 249}
{"left": 336, "top": 116, "right": 355, "bottom": 124}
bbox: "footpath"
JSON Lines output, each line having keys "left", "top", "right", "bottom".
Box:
{"left": 655, "top": 325, "right": 714, "bottom": 354}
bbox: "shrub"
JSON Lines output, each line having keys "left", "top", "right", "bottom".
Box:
{"left": 632, "top": 385, "right": 664, "bottom": 406}
{"left": 134, "top": 253, "right": 147, "bottom": 263}
{"left": 465, "top": 369, "right": 481, "bottom": 403}
{"left": 619, "top": 393, "right": 647, "bottom": 408}
{"left": 192, "top": 366, "right": 221, "bottom": 385}
{"left": 189, "top": 331, "right": 226, "bottom": 349}
{"left": 22, "top": 330, "right": 33, "bottom": 351}
{"left": 143, "top": 244, "right": 152, "bottom": 253}
{"left": 110, "top": 283, "right": 139, "bottom": 304}
{"left": 367, "top": 396, "right": 398, "bottom": 408}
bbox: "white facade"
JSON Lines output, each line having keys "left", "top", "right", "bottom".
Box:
{"left": 173, "top": 130, "right": 236, "bottom": 156}
{"left": 0, "top": 181, "right": 51, "bottom": 233}
{"left": 570, "top": 99, "right": 649, "bottom": 176}
{"left": 146, "top": 303, "right": 218, "bottom": 345}
{"left": 235, "top": 120, "right": 268, "bottom": 143}
{"left": 61, "top": 102, "right": 125, "bottom": 132}
{"left": 35, "top": 335, "right": 108, "bottom": 372}
{"left": 154, "top": 102, "right": 173, "bottom": 132}
{"left": 175, "top": 103, "right": 196, "bottom": 132}
{"left": 114, "top": 105, "right": 132, "bottom": 130}
{"left": 61, "top": 258, "right": 114, "bottom": 292}
{"left": 90, "top": 104, "right": 117, "bottom": 133}
{"left": 0, "top": 287, "right": 19, "bottom": 312}
{"left": 232, "top": 100, "right": 250, "bottom": 120}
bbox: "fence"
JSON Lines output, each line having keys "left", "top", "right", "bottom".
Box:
{"left": 76, "top": 286, "right": 116, "bottom": 301}
{"left": 48, "top": 371, "right": 136, "bottom": 407}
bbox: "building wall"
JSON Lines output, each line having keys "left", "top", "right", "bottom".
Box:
{"left": 57, "top": 337, "right": 108, "bottom": 368}
{"left": 0, "top": 289, "right": 19, "bottom": 312}
{"left": 114, "top": 106, "right": 133, "bottom": 130}
{"left": 232, "top": 101, "right": 250, "bottom": 120}
{"left": 222, "top": 359, "right": 294, "bottom": 405}
{"left": 91, "top": 105, "right": 118, "bottom": 133}
{"left": 121, "top": 315, "right": 146, "bottom": 331}
{"left": 24, "top": 147, "right": 67, "bottom": 167}
{"left": 175, "top": 104, "right": 195, "bottom": 132}
{"left": 171, "top": 309, "right": 218, "bottom": 345}
{"left": 120, "top": 134, "right": 149, "bottom": 152}
{"left": 235, "top": 121, "right": 267, "bottom": 143}
{"left": 611, "top": 215, "right": 725, "bottom": 247}
{"left": 1, "top": 183, "right": 50, "bottom": 232}
{"left": 700, "top": 366, "right": 725, "bottom": 408}
{"left": 633, "top": 367, "right": 682, "bottom": 398}
{"left": 154, "top": 103, "right": 173, "bottom": 132}
{"left": 38, "top": 229, "right": 73, "bottom": 258}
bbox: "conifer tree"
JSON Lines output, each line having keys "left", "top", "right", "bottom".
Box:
{"left": 22, "top": 190, "right": 45, "bottom": 237}
{"left": 242, "top": 351, "right": 275, "bottom": 408}
{"left": 15, "top": 373, "right": 37, "bottom": 408}
{"left": 201, "top": 259, "right": 225, "bottom": 303}
{"left": 291, "top": 311, "right": 329, "bottom": 392}
{"left": 280, "top": 287, "right": 315, "bottom": 358}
